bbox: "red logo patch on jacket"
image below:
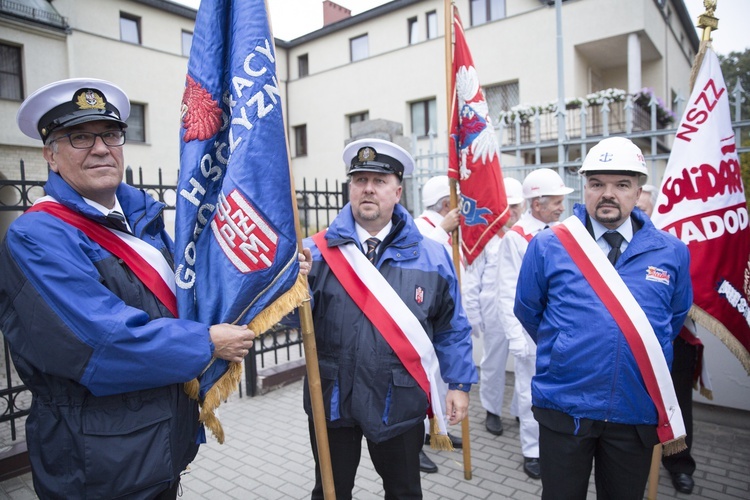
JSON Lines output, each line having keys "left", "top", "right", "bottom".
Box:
{"left": 415, "top": 286, "right": 424, "bottom": 304}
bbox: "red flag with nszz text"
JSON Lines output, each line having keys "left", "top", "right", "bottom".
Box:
{"left": 447, "top": 6, "right": 509, "bottom": 265}
{"left": 651, "top": 47, "right": 750, "bottom": 374}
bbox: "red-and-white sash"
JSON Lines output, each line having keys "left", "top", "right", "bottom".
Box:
{"left": 419, "top": 214, "right": 452, "bottom": 245}
{"left": 551, "top": 216, "right": 686, "bottom": 449}
{"left": 311, "top": 231, "right": 450, "bottom": 436}
{"left": 509, "top": 225, "right": 534, "bottom": 243}
{"left": 28, "top": 197, "right": 177, "bottom": 317}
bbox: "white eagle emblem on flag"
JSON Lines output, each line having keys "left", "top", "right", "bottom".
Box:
{"left": 455, "top": 66, "right": 499, "bottom": 180}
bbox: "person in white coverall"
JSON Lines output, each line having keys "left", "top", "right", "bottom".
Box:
{"left": 462, "top": 177, "right": 525, "bottom": 437}
{"left": 497, "top": 168, "right": 574, "bottom": 480}
{"left": 413, "top": 174, "right": 462, "bottom": 473}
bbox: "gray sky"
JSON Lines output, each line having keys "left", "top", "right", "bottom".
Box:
{"left": 175, "top": 0, "right": 748, "bottom": 54}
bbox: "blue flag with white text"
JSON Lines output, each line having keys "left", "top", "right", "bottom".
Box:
{"left": 175, "top": 0, "right": 303, "bottom": 441}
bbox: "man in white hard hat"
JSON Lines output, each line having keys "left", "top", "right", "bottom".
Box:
{"left": 463, "top": 177, "right": 524, "bottom": 438}
{"left": 497, "top": 168, "right": 574, "bottom": 480}
{"left": 514, "top": 137, "right": 693, "bottom": 499}
{"left": 414, "top": 175, "right": 461, "bottom": 255}
{"left": 0, "top": 78, "right": 268, "bottom": 498}
{"left": 412, "top": 174, "right": 462, "bottom": 473}
{"left": 637, "top": 183, "right": 657, "bottom": 217}
{"left": 303, "top": 138, "right": 477, "bottom": 499}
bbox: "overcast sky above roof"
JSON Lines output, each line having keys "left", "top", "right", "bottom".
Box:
{"left": 174, "top": 0, "right": 747, "bottom": 55}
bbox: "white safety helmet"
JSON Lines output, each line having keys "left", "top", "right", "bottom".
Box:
{"left": 522, "top": 168, "right": 574, "bottom": 199}
{"left": 422, "top": 175, "right": 450, "bottom": 207}
{"left": 579, "top": 137, "right": 648, "bottom": 175}
{"left": 503, "top": 177, "right": 524, "bottom": 205}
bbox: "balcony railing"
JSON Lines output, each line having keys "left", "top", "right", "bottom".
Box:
{"left": 0, "top": 0, "right": 67, "bottom": 29}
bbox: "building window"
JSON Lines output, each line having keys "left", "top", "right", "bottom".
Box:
{"left": 348, "top": 111, "right": 369, "bottom": 137}
{"left": 298, "top": 54, "right": 309, "bottom": 78}
{"left": 120, "top": 13, "right": 141, "bottom": 44}
{"left": 410, "top": 99, "right": 437, "bottom": 138}
{"left": 182, "top": 31, "right": 193, "bottom": 57}
{"left": 470, "top": 0, "right": 506, "bottom": 26}
{"left": 350, "top": 34, "right": 368, "bottom": 62}
{"left": 426, "top": 11, "right": 438, "bottom": 39}
{"left": 126, "top": 103, "right": 146, "bottom": 142}
{"left": 294, "top": 125, "right": 307, "bottom": 157}
{"left": 408, "top": 17, "right": 419, "bottom": 45}
{"left": 484, "top": 81, "right": 519, "bottom": 126}
{"left": 0, "top": 43, "right": 23, "bottom": 101}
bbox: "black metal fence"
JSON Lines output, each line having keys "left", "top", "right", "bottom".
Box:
{"left": 0, "top": 162, "right": 348, "bottom": 461}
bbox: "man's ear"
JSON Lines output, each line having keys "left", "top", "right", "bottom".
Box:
{"left": 42, "top": 146, "right": 59, "bottom": 173}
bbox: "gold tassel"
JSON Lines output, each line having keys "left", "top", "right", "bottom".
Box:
{"left": 662, "top": 436, "right": 687, "bottom": 456}
{"left": 184, "top": 378, "right": 200, "bottom": 400}
{"left": 183, "top": 273, "right": 310, "bottom": 444}
{"left": 699, "top": 386, "right": 714, "bottom": 400}
{"left": 428, "top": 417, "right": 454, "bottom": 451}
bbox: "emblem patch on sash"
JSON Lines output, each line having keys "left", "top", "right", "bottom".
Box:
{"left": 415, "top": 286, "right": 424, "bottom": 304}
{"left": 645, "top": 266, "right": 671, "bottom": 285}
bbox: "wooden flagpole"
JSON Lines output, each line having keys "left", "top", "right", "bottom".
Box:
{"left": 444, "top": 0, "right": 472, "bottom": 481}
{"left": 646, "top": 3, "right": 718, "bottom": 499}
{"left": 265, "top": 2, "right": 335, "bottom": 498}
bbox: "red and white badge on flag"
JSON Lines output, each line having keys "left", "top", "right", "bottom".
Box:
{"left": 651, "top": 47, "right": 750, "bottom": 374}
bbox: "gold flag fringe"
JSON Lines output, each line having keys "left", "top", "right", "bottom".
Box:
{"left": 428, "top": 417, "right": 454, "bottom": 451}
{"left": 184, "top": 272, "right": 310, "bottom": 444}
{"left": 662, "top": 436, "right": 687, "bottom": 456}
{"left": 689, "top": 305, "right": 750, "bottom": 376}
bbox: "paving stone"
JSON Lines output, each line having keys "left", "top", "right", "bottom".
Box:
{"left": 2, "top": 376, "right": 749, "bottom": 500}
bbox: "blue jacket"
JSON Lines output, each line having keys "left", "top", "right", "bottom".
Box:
{"left": 0, "top": 172, "right": 214, "bottom": 498}
{"left": 303, "top": 203, "right": 477, "bottom": 443}
{"left": 514, "top": 204, "right": 692, "bottom": 426}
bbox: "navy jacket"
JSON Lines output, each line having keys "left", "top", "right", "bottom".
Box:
{"left": 0, "top": 172, "right": 213, "bottom": 498}
{"left": 303, "top": 203, "right": 477, "bottom": 443}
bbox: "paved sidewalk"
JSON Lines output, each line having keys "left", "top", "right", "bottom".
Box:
{"left": 1, "top": 377, "right": 748, "bottom": 499}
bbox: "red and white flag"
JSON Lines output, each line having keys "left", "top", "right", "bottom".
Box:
{"left": 448, "top": 6, "right": 509, "bottom": 265}
{"left": 651, "top": 47, "right": 750, "bottom": 375}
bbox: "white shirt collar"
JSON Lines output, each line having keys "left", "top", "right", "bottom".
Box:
{"left": 84, "top": 196, "right": 132, "bottom": 232}
{"left": 590, "top": 216, "right": 633, "bottom": 243}
{"left": 355, "top": 221, "right": 393, "bottom": 247}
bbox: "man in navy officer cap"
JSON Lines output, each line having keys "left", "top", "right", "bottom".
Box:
{"left": 302, "top": 138, "right": 477, "bottom": 499}
{"left": 0, "top": 78, "right": 271, "bottom": 499}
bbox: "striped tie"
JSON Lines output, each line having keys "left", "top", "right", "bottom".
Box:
{"left": 106, "top": 210, "right": 130, "bottom": 233}
{"left": 365, "top": 237, "right": 380, "bottom": 263}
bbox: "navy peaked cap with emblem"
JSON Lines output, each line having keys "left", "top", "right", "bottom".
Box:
{"left": 343, "top": 138, "right": 415, "bottom": 180}
{"left": 17, "top": 78, "right": 130, "bottom": 141}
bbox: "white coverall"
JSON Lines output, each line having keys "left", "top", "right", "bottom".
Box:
{"left": 462, "top": 234, "right": 509, "bottom": 418}
{"left": 497, "top": 211, "right": 549, "bottom": 458}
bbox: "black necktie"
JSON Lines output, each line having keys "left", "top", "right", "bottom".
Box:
{"left": 602, "top": 231, "right": 624, "bottom": 265}
{"left": 106, "top": 210, "right": 129, "bottom": 233}
{"left": 365, "top": 237, "right": 380, "bottom": 263}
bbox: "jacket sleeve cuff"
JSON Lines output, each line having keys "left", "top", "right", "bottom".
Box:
{"left": 449, "top": 383, "right": 471, "bottom": 392}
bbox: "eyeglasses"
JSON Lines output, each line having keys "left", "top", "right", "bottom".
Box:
{"left": 51, "top": 130, "right": 126, "bottom": 149}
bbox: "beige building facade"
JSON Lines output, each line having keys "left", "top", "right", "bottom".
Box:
{"left": 2, "top": 0, "right": 698, "bottom": 185}
{"left": 281, "top": 0, "right": 699, "bottom": 182}
{"left": 0, "top": 0, "right": 195, "bottom": 183}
